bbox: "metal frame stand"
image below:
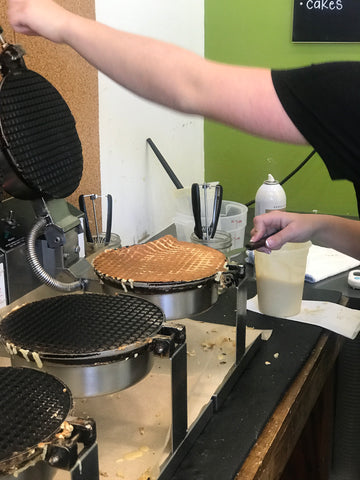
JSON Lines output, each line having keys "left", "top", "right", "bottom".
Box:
{"left": 170, "top": 341, "right": 188, "bottom": 451}
{"left": 69, "top": 442, "right": 99, "bottom": 480}
{"left": 158, "top": 265, "right": 263, "bottom": 479}
{"left": 152, "top": 324, "right": 188, "bottom": 453}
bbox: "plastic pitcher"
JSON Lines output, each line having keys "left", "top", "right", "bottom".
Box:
{"left": 254, "top": 241, "right": 311, "bottom": 317}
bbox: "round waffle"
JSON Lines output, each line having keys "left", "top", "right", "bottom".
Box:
{"left": 93, "top": 235, "right": 227, "bottom": 284}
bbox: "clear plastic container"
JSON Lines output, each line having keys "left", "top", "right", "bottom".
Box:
{"left": 218, "top": 201, "right": 248, "bottom": 249}
{"left": 190, "top": 230, "right": 232, "bottom": 255}
{"left": 254, "top": 241, "right": 311, "bottom": 317}
{"left": 175, "top": 200, "right": 247, "bottom": 249}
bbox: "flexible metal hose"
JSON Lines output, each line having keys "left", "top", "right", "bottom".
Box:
{"left": 27, "top": 217, "right": 84, "bottom": 292}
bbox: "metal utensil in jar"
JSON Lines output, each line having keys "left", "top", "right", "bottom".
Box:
{"left": 191, "top": 182, "right": 223, "bottom": 240}
{"left": 78, "top": 193, "right": 113, "bottom": 246}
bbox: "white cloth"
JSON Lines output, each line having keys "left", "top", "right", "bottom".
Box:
{"left": 305, "top": 245, "right": 360, "bottom": 283}
{"left": 246, "top": 244, "right": 360, "bottom": 283}
{"left": 247, "top": 296, "right": 360, "bottom": 339}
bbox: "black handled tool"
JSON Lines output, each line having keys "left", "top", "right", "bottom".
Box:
{"left": 78, "top": 194, "right": 93, "bottom": 243}
{"left": 209, "top": 184, "right": 223, "bottom": 238}
{"left": 191, "top": 183, "right": 203, "bottom": 239}
{"left": 79, "top": 194, "right": 113, "bottom": 245}
{"left": 245, "top": 237, "right": 268, "bottom": 250}
{"left": 147, "top": 138, "right": 184, "bottom": 189}
{"left": 104, "top": 194, "right": 113, "bottom": 245}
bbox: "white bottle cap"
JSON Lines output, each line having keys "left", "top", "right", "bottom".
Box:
{"left": 264, "top": 174, "right": 278, "bottom": 185}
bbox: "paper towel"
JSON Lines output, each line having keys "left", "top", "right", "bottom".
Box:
{"left": 247, "top": 296, "right": 360, "bottom": 339}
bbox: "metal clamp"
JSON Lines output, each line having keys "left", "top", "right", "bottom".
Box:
{"left": 46, "top": 417, "right": 99, "bottom": 480}
{"left": 0, "top": 28, "right": 26, "bottom": 75}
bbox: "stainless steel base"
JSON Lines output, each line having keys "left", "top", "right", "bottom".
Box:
{"left": 102, "top": 282, "right": 219, "bottom": 320}
{"left": 11, "top": 352, "right": 154, "bottom": 398}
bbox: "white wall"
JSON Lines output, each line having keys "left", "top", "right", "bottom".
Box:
{"left": 95, "top": 1, "right": 204, "bottom": 246}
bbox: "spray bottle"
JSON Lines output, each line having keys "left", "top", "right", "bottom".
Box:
{"left": 255, "top": 174, "right": 286, "bottom": 216}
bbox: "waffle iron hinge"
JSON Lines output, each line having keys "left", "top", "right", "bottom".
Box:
{"left": 152, "top": 324, "right": 188, "bottom": 453}
{"left": 46, "top": 416, "right": 99, "bottom": 480}
{"left": 152, "top": 324, "right": 186, "bottom": 357}
{"left": 0, "top": 27, "right": 26, "bottom": 77}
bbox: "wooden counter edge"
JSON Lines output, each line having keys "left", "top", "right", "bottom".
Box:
{"left": 235, "top": 331, "right": 344, "bottom": 480}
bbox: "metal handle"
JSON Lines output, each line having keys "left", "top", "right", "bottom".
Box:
{"left": 147, "top": 138, "right": 184, "bottom": 189}
{"left": 209, "top": 184, "right": 223, "bottom": 238}
{"left": 78, "top": 195, "right": 93, "bottom": 243}
{"left": 104, "top": 194, "right": 113, "bottom": 245}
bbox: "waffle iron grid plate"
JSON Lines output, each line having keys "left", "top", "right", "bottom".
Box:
{"left": 0, "top": 293, "right": 165, "bottom": 364}
{"left": 0, "top": 68, "right": 83, "bottom": 198}
{"left": 0, "top": 366, "right": 72, "bottom": 472}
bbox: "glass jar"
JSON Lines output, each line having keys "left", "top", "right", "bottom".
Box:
{"left": 190, "top": 230, "right": 232, "bottom": 254}
{"left": 86, "top": 232, "right": 121, "bottom": 255}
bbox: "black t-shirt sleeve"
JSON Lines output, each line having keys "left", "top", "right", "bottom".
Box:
{"left": 271, "top": 62, "right": 360, "bottom": 183}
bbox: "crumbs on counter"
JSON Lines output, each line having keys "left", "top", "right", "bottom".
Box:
{"left": 201, "top": 342, "right": 216, "bottom": 351}
{"left": 218, "top": 352, "right": 227, "bottom": 364}
{"left": 116, "top": 446, "right": 150, "bottom": 463}
{"left": 137, "top": 470, "right": 152, "bottom": 480}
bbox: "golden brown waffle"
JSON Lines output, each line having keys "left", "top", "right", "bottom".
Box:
{"left": 92, "top": 235, "right": 227, "bottom": 283}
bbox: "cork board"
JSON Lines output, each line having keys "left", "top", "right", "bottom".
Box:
{"left": 0, "top": 0, "right": 101, "bottom": 221}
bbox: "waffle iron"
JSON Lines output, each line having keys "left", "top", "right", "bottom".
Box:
{"left": 0, "top": 32, "right": 90, "bottom": 296}
{"left": 0, "top": 37, "right": 83, "bottom": 200}
{"left": 0, "top": 367, "right": 98, "bottom": 479}
{"left": 0, "top": 293, "right": 188, "bottom": 398}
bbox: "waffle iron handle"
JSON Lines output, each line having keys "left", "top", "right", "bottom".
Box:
{"left": 104, "top": 194, "right": 113, "bottom": 245}
{"left": 78, "top": 195, "right": 93, "bottom": 243}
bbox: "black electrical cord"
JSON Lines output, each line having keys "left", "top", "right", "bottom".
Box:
{"left": 352, "top": 181, "right": 360, "bottom": 217}
{"left": 244, "top": 149, "right": 316, "bottom": 207}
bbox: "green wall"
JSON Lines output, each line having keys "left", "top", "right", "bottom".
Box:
{"left": 204, "top": 1, "right": 360, "bottom": 216}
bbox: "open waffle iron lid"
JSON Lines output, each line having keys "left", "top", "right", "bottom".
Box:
{"left": 0, "top": 366, "right": 72, "bottom": 475}
{"left": 92, "top": 234, "right": 228, "bottom": 291}
{"left": 0, "top": 293, "right": 165, "bottom": 364}
{"left": 0, "top": 40, "right": 83, "bottom": 199}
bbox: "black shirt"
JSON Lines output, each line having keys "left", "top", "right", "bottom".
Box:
{"left": 272, "top": 62, "right": 360, "bottom": 184}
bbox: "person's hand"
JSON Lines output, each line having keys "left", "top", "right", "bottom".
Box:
{"left": 250, "top": 211, "right": 317, "bottom": 252}
{"left": 7, "top": 0, "right": 71, "bottom": 43}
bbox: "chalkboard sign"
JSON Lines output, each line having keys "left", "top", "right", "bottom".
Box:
{"left": 293, "top": 0, "right": 360, "bottom": 42}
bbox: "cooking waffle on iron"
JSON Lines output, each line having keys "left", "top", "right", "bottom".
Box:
{"left": 92, "top": 234, "right": 227, "bottom": 285}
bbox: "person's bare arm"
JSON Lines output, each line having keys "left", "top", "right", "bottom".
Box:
{"left": 251, "top": 211, "right": 360, "bottom": 260}
{"left": 8, "top": 0, "right": 307, "bottom": 145}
